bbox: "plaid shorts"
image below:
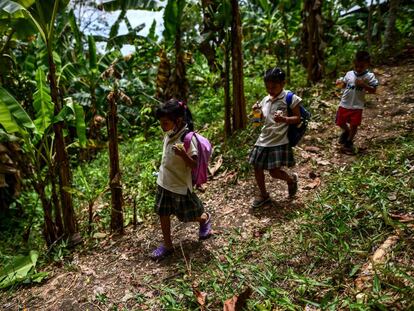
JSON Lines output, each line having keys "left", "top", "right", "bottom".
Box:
{"left": 248, "top": 144, "right": 295, "bottom": 169}
{"left": 155, "top": 186, "right": 204, "bottom": 222}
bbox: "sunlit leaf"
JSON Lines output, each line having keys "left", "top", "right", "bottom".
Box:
{"left": 0, "top": 250, "right": 40, "bottom": 289}
{"left": 33, "top": 68, "right": 54, "bottom": 135}
{"left": 0, "top": 86, "right": 35, "bottom": 133}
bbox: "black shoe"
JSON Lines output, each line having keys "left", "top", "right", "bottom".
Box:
{"left": 344, "top": 140, "right": 353, "bottom": 149}
{"left": 342, "top": 141, "right": 355, "bottom": 155}
{"left": 338, "top": 131, "right": 349, "bottom": 145}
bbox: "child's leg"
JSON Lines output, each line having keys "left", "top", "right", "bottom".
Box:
{"left": 194, "top": 212, "right": 209, "bottom": 224}
{"left": 254, "top": 166, "right": 268, "bottom": 198}
{"left": 348, "top": 124, "right": 358, "bottom": 143}
{"left": 195, "top": 212, "right": 212, "bottom": 240}
{"left": 269, "top": 167, "right": 291, "bottom": 182}
{"left": 336, "top": 107, "right": 350, "bottom": 144}
{"left": 346, "top": 109, "right": 362, "bottom": 146}
{"left": 339, "top": 124, "right": 350, "bottom": 134}
{"left": 269, "top": 168, "right": 298, "bottom": 197}
{"left": 339, "top": 124, "right": 350, "bottom": 144}
{"left": 160, "top": 215, "right": 173, "bottom": 249}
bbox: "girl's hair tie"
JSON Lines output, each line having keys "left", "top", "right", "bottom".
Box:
{"left": 178, "top": 100, "right": 187, "bottom": 109}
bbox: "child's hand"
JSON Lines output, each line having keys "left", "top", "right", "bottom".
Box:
{"left": 252, "top": 101, "right": 261, "bottom": 110}
{"left": 274, "top": 110, "right": 286, "bottom": 123}
{"left": 355, "top": 78, "right": 366, "bottom": 88}
{"left": 335, "top": 79, "right": 345, "bottom": 88}
{"left": 172, "top": 143, "right": 187, "bottom": 157}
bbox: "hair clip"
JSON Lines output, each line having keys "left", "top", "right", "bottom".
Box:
{"left": 178, "top": 101, "right": 187, "bottom": 109}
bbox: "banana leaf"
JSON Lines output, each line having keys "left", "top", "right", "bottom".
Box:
{"left": 97, "top": 0, "right": 161, "bottom": 12}
{"left": 0, "top": 250, "right": 48, "bottom": 289}
{"left": 163, "top": 0, "right": 185, "bottom": 45}
{"left": 33, "top": 68, "right": 54, "bottom": 136}
{"left": 55, "top": 98, "right": 86, "bottom": 148}
{"left": 0, "top": 86, "right": 35, "bottom": 133}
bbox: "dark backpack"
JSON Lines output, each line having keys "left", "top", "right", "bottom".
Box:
{"left": 286, "top": 91, "right": 311, "bottom": 147}
{"left": 183, "top": 132, "right": 212, "bottom": 187}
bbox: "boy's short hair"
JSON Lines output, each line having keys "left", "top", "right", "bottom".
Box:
{"left": 355, "top": 51, "right": 370, "bottom": 63}
{"left": 264, "top": 67, "right": 285, "bottom": 83}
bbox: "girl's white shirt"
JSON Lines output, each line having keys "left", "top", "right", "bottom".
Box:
{"left": 157, "top": 126, "right": 198, "bottom": 195}
{"left": 255, "top": 89, "right": 301, "bottom": 147}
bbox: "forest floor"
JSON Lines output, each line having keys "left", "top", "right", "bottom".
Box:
{"left": 1, "top": 56, "right": 414, "bottom": 310}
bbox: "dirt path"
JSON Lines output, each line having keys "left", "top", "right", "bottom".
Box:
{"left": 1, "top": 59, "right": 413, "bottom": 310}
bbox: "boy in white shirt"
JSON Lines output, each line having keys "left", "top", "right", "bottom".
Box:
{"left": 336, "top": 51, "right": 379, "bottom": 154}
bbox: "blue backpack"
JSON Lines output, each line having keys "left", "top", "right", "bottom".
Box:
{"left": 286, "top": 91, "right": 311, "bottom": 147}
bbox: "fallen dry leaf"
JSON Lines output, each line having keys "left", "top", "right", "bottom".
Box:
{"left": 303, "top": 178, "right": 321, "bottom": 190}
{"left": 316, "top": 159, "right": 330, "bottom": 166}
{"left": 193, "top": 286, "right": 207, "bottom": 310}
{"left": 389, "top": 213, "right": 414, "bottom": 223}
{"left": 223, "top": 287, "right": 252, "bottom": 311}
{"left": 209, "top": 155, "right": 223, "bottom": 176}
{"left": 304, "top": 146, "right": 321, "bottom": 153}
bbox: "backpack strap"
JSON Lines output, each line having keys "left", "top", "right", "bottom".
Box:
{"left": 286, "top": 91, "right": 294, "bottom": 108}
{"left": 286, "top": 91, "right": 294, "bottom": 116}
{"left": 183, "top": 131, "right": 195, "bottom": 151}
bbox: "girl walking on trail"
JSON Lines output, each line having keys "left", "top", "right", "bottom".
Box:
{"left": 152, "top": 99, "right": 212, "bottom": 261}
{"left": 248, "top": 67, "right": 301, "bottom": 208}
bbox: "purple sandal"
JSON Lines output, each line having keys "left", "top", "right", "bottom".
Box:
{"left": 151, "top": 245, "right": 174, "bottom": 261}
{"left": 199, "top": 213, "right": 212, "bottom": 240}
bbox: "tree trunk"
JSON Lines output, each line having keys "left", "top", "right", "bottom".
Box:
{"left": 224, "top": 40, "right": 232, "bottom": 138}
{"left": 375, "top": 0, "right": 383, "bottom": 45}
{"left": 47, "top": 49, "right": 77, "bottom": 238}
{"left": 302, "top": 0, "right": 324, "bottom": 84}
{"left": 35, "top": 183, "right": 57, "bottom": 247}
{"left": 230, "top": 0, "right": 247, "bottom": 131}
{"left": 381, "top": 0, "right": 400, "bottom": 57}
{"left": 50, "top": 166, "right": 64, "bottom": 238}
{"left": 199, "top": 0, "right": 222, "bottom": 73}
{"left": 107, "top": 91, "right": 124, "bottom": 234}
{"left": 282, "top": 13, "right": 291, "bottom": 83}
{"left": 367, "top": 0, "right": 374, "bottom": 49}
{"left": 167, "top": 26, "right": 189, "bottom": 101}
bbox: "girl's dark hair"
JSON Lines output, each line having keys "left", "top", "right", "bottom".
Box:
{"left": 355, "top": 51, "right": 370, "bottom": 63}
{"left": 264, "top": 67, "right": 285, "bottom": 83}
{"left": 155, "top": 98, "right": 194, "bottom": 131}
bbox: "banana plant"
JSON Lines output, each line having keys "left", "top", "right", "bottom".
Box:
{"left": 159, "top": 0, "right": 189, "bottom": 101}
{"left": 0, "top": 0, "right": 81, "bottom": 243}
{"left": 0, "top": 74, "right": 85, "bottom": 245}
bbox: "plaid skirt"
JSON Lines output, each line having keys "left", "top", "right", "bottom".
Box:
{"left": 248, "top": 144, "right": 295, "bottom": 169}
{"left": 155, "top": 186, "right": 204, "bottom": 222}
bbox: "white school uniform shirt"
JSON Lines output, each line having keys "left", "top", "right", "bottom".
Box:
{"left": 157, "top": 126, "right": 198, "bottom": 195}
{"left": 339, "top": 70, "right": 379, "bottom": 110}
{"left": 255, "top": 90, "right": 302, "bottom": 147}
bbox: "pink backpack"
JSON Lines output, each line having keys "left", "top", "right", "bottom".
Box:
{"left": 183, "top": 132, "right": 212, "bottom": 187}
